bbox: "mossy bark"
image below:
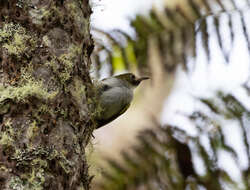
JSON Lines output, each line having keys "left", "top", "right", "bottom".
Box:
{"left": 0, "top": 0, "right": 94, "bottom": 189}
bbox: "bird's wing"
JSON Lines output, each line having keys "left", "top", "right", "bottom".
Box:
{"left": 95, "top": 103, "right": 130, "bottom": 129}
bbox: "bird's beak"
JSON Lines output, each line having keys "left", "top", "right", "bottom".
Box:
{"left": 137, "top": 76, "right": 150, "bottom": 82}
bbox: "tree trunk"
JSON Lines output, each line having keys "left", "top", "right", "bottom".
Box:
{"left": 0, "top": 0, "right": 94, "bottom": 189}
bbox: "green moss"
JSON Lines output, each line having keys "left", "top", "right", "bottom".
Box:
{"left": 19, "top": 158, "right": 47, "bottom": 190}
{"left": 0, "top": 132, "right": 14, "bottom": 146}
{"left": 31, "top": 158, "right": 48, "bottom": 168}
{"left": 52, "top": 149, "right": 74, "bottom": 174}
{"left": 45, "top": 56, "right": 58, "bottom": 71}
{"left": 42, "top": 35, "right": 51, "bottom": 47}
{"left": 26, "top": 168, "right": 44, "bottom": 190}
{"left": 8, "top": 176, "right": 25, "bottom": 190}
{"left": 3, "top": 33, "right": 28, "bottom": 56}
{"left": 26, "top": 121, "right": 40, "bottom": 142}
{"left": 46, "top": 45, "right": 81, "bottom": 84}
{"left": 29, "top": 6, "right": 60, "bottom": 26}
{"left": 0, "top": 79, "right": 58, "bottom": 103}
{"left": 0, "top": 119, "right": 14, "bottom": 147}
{"left": 0, "top": 23, "right": 14, "bottom": 42}
{"left": 13, "top": 149, "right": 72, "bottom": 184}
{"left": 0, "top": 164, "right": 8, "bottom": 172}
{"left": 59, "top": 159, "right": 72, "bottom": 174}
{"left": 70, "top": 78, "right": 86, "bottom": 105}
{"left": 66, "top": 1, "right": 78, "bottom": 11}
{"left": 0, "top": 103, "right": 10, "bottom": 115}
{"left": 0, "top": 64, "right": 58, "bottom": 103}
{"left": 58, "top": 45, "right": 80, "bottom": 83}
{"left": 65, "top": 1, "right": 88, "bottom": 35}
{"left": 13, "top": 147, "right": 74, "bottom": 177}
{"left": 9, "top": 173, "right": 44, "bottom": 190}
{"left": 39, "top": 7, "right": 54, "bottom": 21}
{"left": 1, "top": 23, "right": 36, "bottom": 58}
{"left": 4, "top": 119, "right": 14, "bottom": 133}
{"left": 91, "top": 97, "right": 104, "bottom": 117}
{"left": 37, "top": 104, "right": 55, "bottom": 116}
{"left": 66, "top": 2, "right": 81, "bottom": 22}
{"left": 87, "top": 83, "right": 105, "bottom": 122}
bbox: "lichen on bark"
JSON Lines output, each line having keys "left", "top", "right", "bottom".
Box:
{"left": 0, "top": 0, "right": 94, "bottom": 189}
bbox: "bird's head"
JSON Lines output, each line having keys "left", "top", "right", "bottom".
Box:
{"left": 115, "top": 73, "right": 149, "bottom": 88}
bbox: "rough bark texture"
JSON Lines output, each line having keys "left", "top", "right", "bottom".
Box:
{"left": 0, "top": 0, "right": 94, "bottom": 189}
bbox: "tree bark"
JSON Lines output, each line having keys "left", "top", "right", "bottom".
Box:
{"left": 0, "top": 0, "right": 94, "bottom": 189}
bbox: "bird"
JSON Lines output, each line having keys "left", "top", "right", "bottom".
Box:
{"left": 94, "top": 73, "right": 149, "bottom": 129}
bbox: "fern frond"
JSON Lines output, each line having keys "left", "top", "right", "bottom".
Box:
{"left": 92, "top": 0, "right": 250, "bottom": 77}
{"left": 97, "top": 90, "right": 250, "bottom": 189}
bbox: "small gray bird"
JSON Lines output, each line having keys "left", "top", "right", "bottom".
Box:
{"left": 95, "top": 73, "right": 149, "bottom": 129}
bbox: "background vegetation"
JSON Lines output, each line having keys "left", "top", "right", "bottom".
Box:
{"left": 91, "top": 0, "right": 250, "bottom": 189}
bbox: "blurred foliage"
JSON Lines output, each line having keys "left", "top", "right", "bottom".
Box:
{"left": 97, "top": 92, "right": 250, "bottom": 190}
{"left": 91, "top": 0, "right": 250, "bottom": 189}
{"left": 91, "top": 0, "right": 250, "bottom": 77}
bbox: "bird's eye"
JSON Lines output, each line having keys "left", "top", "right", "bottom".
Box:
{"left": 103, "top": 84, "right": 110, "bottom": 91}
{"left": 131, "top": 74, "right": 136, "bottom": 80}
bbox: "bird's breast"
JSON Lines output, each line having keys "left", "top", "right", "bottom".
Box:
{"left": 98, "top": 86, "right": 133, "bottom": 121}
